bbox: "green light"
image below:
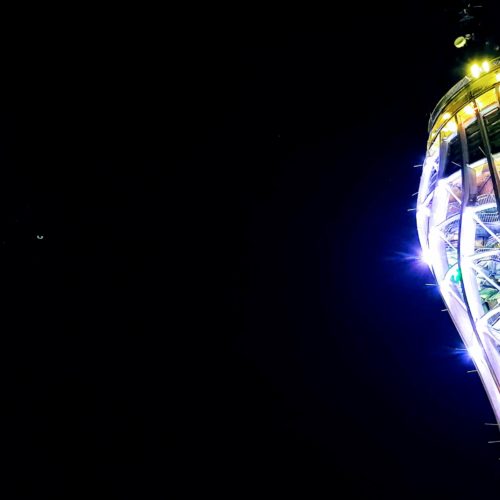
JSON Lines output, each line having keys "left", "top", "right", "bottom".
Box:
{"left": 450, "top": 267, "right": 462, "bottom": 284}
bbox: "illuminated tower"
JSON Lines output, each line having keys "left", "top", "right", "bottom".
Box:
{"left": 417, "top": 59, "right": 500, "bottom": 423}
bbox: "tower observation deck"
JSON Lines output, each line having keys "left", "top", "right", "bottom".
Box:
{"left": 417, "top": 57, "right": 500, "bottom": 423}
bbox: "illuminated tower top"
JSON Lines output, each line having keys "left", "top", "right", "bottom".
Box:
{"left": 417, "top": 54, "right": 500, "bottom": 424}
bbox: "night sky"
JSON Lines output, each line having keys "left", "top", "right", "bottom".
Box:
{"left": 2, "top": 4, "right": 500, "bottom": 498}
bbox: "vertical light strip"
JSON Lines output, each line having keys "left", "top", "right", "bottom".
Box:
{"left": 457, "top": 116, "right": 483, "bottom": 320}
{"left": 456, "top": 115, "right": 495, "bottom": 378}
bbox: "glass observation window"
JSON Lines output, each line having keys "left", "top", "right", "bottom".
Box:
{"left": 443, "top": 134, "right": 462, "bottom": 177}
{"left": 466, "top": 120, "right": 484, "bottom": 164}
{"left": 485, "top": 108, "right": 500, "bottom": 155}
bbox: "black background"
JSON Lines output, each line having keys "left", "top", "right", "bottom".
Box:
{"left": 1, "top": 3, "right": 500, "bottom": 497}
